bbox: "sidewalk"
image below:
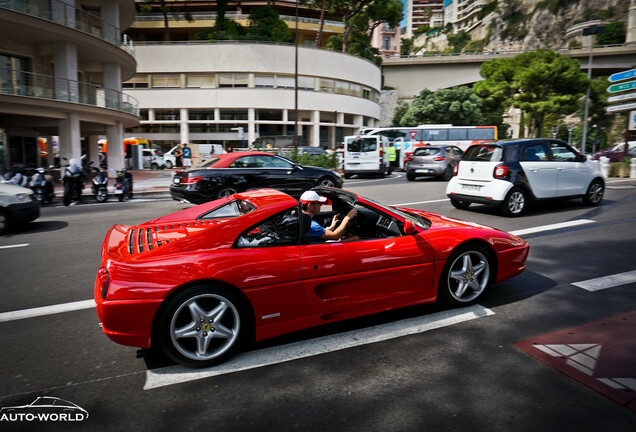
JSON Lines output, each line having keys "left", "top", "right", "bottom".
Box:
{"left": 53, "top": 169, "right": 173, "bottom": 198}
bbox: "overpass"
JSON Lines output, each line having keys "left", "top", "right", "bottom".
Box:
{"left": 382, "top": 44, "right": 636, "bottom": 99}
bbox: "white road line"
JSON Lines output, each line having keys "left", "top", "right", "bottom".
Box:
{"left": 0, "top": 299, "right": 96, "bottom": 323}
{"left": 509, "top": 219, "right": 595, "bottom": 236}
{"left": 143, "top": 304, "right": 494, "bottom": 390}
{"left": 572, "top": 270, "right": 636, "bottom": 292}
{"left": 392, "top": 198, "right": 449, "bottom": 206}
{"left": 0, "top": 243, "right": 29, "bottom": 250}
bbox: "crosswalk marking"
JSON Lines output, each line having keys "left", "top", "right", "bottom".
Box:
{"left": 572, "top": 270, "right": 636, "bottom": 292}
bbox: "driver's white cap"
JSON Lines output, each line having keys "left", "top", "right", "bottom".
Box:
{"left": 300, "top": 190, "right": 327, "bottom": 204}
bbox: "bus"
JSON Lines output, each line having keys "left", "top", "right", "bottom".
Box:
{"left": 361, "top": 124, "right": 497, "bottom": 155}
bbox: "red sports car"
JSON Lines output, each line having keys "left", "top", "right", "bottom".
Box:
{"left": 95, "top": 187, "right": 529, "bottom": 367}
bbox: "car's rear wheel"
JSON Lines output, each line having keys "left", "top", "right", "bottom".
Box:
{"left": 406, "top": 172, "right": 416, "bottom": 181}
{"left": 439, "top": 245, "right": 491, "bottom": 306}
{"left": 216, "top": 186, "right": 238, "bottom": 199}
{"left": 317, "top": 177, "right": 335, "bottom": 187}
{"left": 159, "top": 285, "right": 246, "bottom": 367}
{"left": 582, "top": 179, "right": 604, "bottom": 206}
{"left": 450, "top": 199, "right": 470, "bottom": 210}
{"left": 500, "top": 187, "right": 527, "bottom": 217}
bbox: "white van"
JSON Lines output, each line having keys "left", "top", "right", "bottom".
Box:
{"left": 343, "top": 135, "right": 391, "bottom": 178}
{"left": 163, "top": 144, "right": 224, "bottom": 168}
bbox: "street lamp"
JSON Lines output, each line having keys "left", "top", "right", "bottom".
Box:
{"left": 581, "top": 24, "right": 604, "bottom": 154}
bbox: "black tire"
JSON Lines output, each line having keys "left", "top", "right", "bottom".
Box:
{"left": 406, "top": 172, "right": 416, "bottom": 181}
{"left": 0, "top": 208, "right": 12, "bottom": 235}
{"left": 158, "top": 285, "right": 247, "bottom": 368}
{"left": 96, "top": 190, "right": 108, "bottom": 203}
{"left": 500, "top": 187, "right": 527, "bottom": 217}
{"left": 165, "top": 160, "right": 173, "bottom": 169}
{"left": 582, "top": 178, "right": 604, "bottom": 206}
{"left": 118, "top": 194, "right": 124, "bottom": 202}
{"left": 450, "top": 199, "right": 470, "bottom": 210}
{"left": 151, "top": 163, "right": 159, "bottom": 170}
{"left": 63, "top": 184, "right": 72, "bottom": 206}
{"left": 317, "top": 176, "right": 336, "bottom": 187}
{"left": 441, "top": 166, "right": 454, "bottom": 181}
{"left": 438, "top": 245, "right": 492, "bottom": 306}
{"left": 216, "top": 186, "right": 238, "bottom": 199}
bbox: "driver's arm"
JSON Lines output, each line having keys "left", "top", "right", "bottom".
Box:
{"left": 321, "top": 209, "right": 357, "bottom": 241}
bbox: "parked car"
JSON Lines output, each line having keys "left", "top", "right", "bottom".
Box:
{"left": 0, "top": 183, "right": 40, "bottom": 234}
{"left": 297, "top": 146, "right": 327, "bottom": 156}
{"left": 446, "top": 138, "right": 605, "bottom": 217}
{"left": 142, "top": 148, "right": 166, "bottom": 170}
{"left": 405, "top": 145, "right": 463, "bottom": 181}
{"left": 163, "top": 144, "right": 224, "bottom": 169}
{"left": 94, "top": 187, "right": 529, "bottom": 367}
{"left": 170, "top": 151, "right": 343, "bottom": 203}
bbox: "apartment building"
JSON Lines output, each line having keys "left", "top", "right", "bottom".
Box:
{"left": 406, "top": 0, "right": 444, "bottom": 38}
{"left": 0, "top": 0, "right": 139, "bottom": 172}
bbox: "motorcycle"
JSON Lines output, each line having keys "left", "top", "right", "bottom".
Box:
{"left": 113, "top": 169, "right": 133, "bottom": 202}
{"left": 91, "top": 165, "right": 109, "bottom": 203}
{"left": 62, "top": 158, "right": 86, "bottom": 206}
{"left": 30, "top": 166, "right": 55, "bottom": 204}
{"left": 1, "top": 166, "right": 29, "bottom": 187}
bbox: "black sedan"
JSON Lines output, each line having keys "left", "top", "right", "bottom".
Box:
{"left": 170, "top": 151, "right": 343, "bottom": 204}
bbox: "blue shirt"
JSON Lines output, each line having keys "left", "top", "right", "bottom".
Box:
{"left": 306, "top": 220, "right": 325, "bottom": 240}
{"left": 183, "top": 147, "right": 191, "bottom": 158}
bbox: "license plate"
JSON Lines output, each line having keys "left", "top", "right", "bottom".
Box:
{"left": 461, "top": 184, "right": 481, "bottom": 191}
{"left": 415, "top": 169, "right": 433, "bottom": 174}
{"left": 114, "top": 189, "right": 123, "bottom": 194}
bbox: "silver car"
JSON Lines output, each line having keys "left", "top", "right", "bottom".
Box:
{"left": 405, "top": 145, "right": 463, "bottom": 181}
{"left": 0, "top": 183, "right": 40, "bottom": 234}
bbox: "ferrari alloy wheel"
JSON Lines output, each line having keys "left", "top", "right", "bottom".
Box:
{"left": 216, "top": 186, "right": 238, "bottom": 199}
{"left": 317, "top": 177, "right": 335, "bottom": 187}
{"left": 439, "top": 246, "right": 491, "bottom": 306}
{"left": 160, "top": 286, "right": 244, "bottom": 367}
{"left": 583, "top": 179, "right": 604, "bottom": 206}
{"left": 500, "top": 187, "right": 526, "bottom": 217}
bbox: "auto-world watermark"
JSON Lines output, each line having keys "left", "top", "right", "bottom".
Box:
{"left": 0, "top": 396, "right": 88, "bottom": 423}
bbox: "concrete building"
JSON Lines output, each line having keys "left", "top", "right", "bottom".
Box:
{"left": 124, "top": 42, "right": 381, "bottom": 150}
{"left": 0, "top": 0, "right": 139, "bottom": 173}
{"left": 406, "top": 1, "right": 445, "bottom": 38}
{"left": 125, "top": 1, "right": 382, "bottom": 150}
{"left": 370, "top": 22, "right": 402, "bottom": 58}
{"left": 443, "top": 0, "right": 486, "bottom": 32}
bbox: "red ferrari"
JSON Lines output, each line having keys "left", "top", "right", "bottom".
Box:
{"left": 95, "top": 187, "right": 529, "bottom": 367}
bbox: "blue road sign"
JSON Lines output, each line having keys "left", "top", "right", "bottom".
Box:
{"left": 609, "top": 69, "right": 636, "bottom": 83}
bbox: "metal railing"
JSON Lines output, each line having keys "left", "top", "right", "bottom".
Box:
{"left": 134, "top": 11, "right": 345, "bottom": 28}
{"left": 0, "top": 0, "right": 134, "bottom": 54}
{"left": 0, "top": 68, "right": 139, "bottom": 116}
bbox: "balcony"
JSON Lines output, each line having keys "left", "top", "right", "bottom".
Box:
{"left": 1, "top": 68, "right": 139, "bottom": 116}
{"left": 0, "top": 0, "right": 134, "bottom": 55}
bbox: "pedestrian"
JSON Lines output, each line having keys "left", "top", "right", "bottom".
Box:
{"left": 174, "top": 144, "right": 183, "bottom": 169}
{"left": 388, "top": 142, "right": 398, "bottom": 169}
{"left": 182, "top": 143, "right": 192, "bottom": 168}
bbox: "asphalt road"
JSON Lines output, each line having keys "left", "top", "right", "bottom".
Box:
{"left": 1, "top": 173, "right": 635, "bottom": 431}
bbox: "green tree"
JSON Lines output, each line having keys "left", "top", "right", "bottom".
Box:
{"left": 475, "top": 49, "right": 589, "bottom": 137}
{"left": 596, "top": 22, "right": 625, "bottom": 45}
{"left": 400, "top": 87, "right": 485, "bottom": 126}
{"left": 140, "top": 0, "right": 193, "bottom": 41}
{"left": 247, "top": 7, "right": 290, "bottom": 42}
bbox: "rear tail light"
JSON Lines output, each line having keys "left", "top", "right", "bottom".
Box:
{"left": 453, "top": 164, "right": 459, "bottom": 175}
{"left": 98, "top": 266, "right": 110, "bottom": 299}
{"left": 180, "top": 176, "right": 204, "bottom": 185}
{"left": 405, "top": 156, "right": 414, "bottom": 162}
{"left": 433, "top": 156, "right": 445, "bottom": 161}
{"left": 493, "top": 165, "right": 509, "bottom": 178}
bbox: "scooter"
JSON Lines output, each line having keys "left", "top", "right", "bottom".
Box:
{"left": 113, "top": 169, "right": 133, "bottom": 202}
{"left": 62, "top": 158, "right": 85, "bottom": 206}
{"left": 1, "top": 166, "right": 29, "bottom": 187}
{"left": 30, "top": 166, "right": 56, "bottom": 204}
{"left": 91, "top": 165, "right": 109, "bottom": 203}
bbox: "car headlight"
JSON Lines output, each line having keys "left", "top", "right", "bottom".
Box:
{"left": 16, "top": 193, "right": 32, "bottom": 203}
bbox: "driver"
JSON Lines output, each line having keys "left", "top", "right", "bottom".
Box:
{"left": 300, "top": 190, "right": 357, "bottom": 242}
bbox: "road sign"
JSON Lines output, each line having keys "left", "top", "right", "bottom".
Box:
{"left": 607, "top": 81, "right": 636, "bottom": 93}
{"left": 609, "top": 69, "right": 636, "bottom": 83}
{"left": 606, "top": 102, "right": 636, "bottom": 113}
{"left": 409, "top": 131, "right": 417, "bottom": 139}
{"left": 629, "top": 111, "right": 636, "bottom": 130}
{"left": 607, "top": 92, "right": 636, "bottom": 103}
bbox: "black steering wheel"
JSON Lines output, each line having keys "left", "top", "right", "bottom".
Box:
{"left": 343, "top": 206, "right": 363, "bottom": 235}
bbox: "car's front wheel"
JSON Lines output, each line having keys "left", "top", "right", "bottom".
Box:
{"left": 500, "top": 187, "right": 527, "bottom": 217}
{"left": 439, "top": 245, "right": 492, "bottom": 306}
{"left": 583, "top": 179, "right": 604, "bottom": 206}
{"left": 159, "top": 285, "right": 247, "bottom": 367}
{"left": 165, "top": 160, "right": 173, "bottom": 169}
{"left": 0, "top": 208, "right": 12, "bottom": 235}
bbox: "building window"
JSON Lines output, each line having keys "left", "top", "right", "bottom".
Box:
{"left": 319, "top": 78, "right": 335, "bottom": 93}
{"left": 383, "top": 36, "right": 392, "bottom": 51}
{"left": 218, "top": 73, "right": 248, "bottom": 88}
{"left": 186, "top": 75, "right": 216, "bottom": 88}
{"left": 152, "top": 74, "right": 181, "bottom": 88}
{"left": 123, "top": 74, "right": 150, "bottom": 89}
{"left": 189, "top": 110, "right": 215, "bottom": 121}
{"left": 254, "top": 74, "right": 275, "bottom": 88}
{"left": 154, "top": 109, "right": 180, "bottom": 121}
{"left": 276, "top": 76, "right": 295, "bottom": 89}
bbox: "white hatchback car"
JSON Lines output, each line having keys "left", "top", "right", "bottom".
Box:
{"left": 446, "top": 139, "right": 604, "bottom": 217}
{"left": 0, "top": 183, "right": 40, "bottom": 234}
